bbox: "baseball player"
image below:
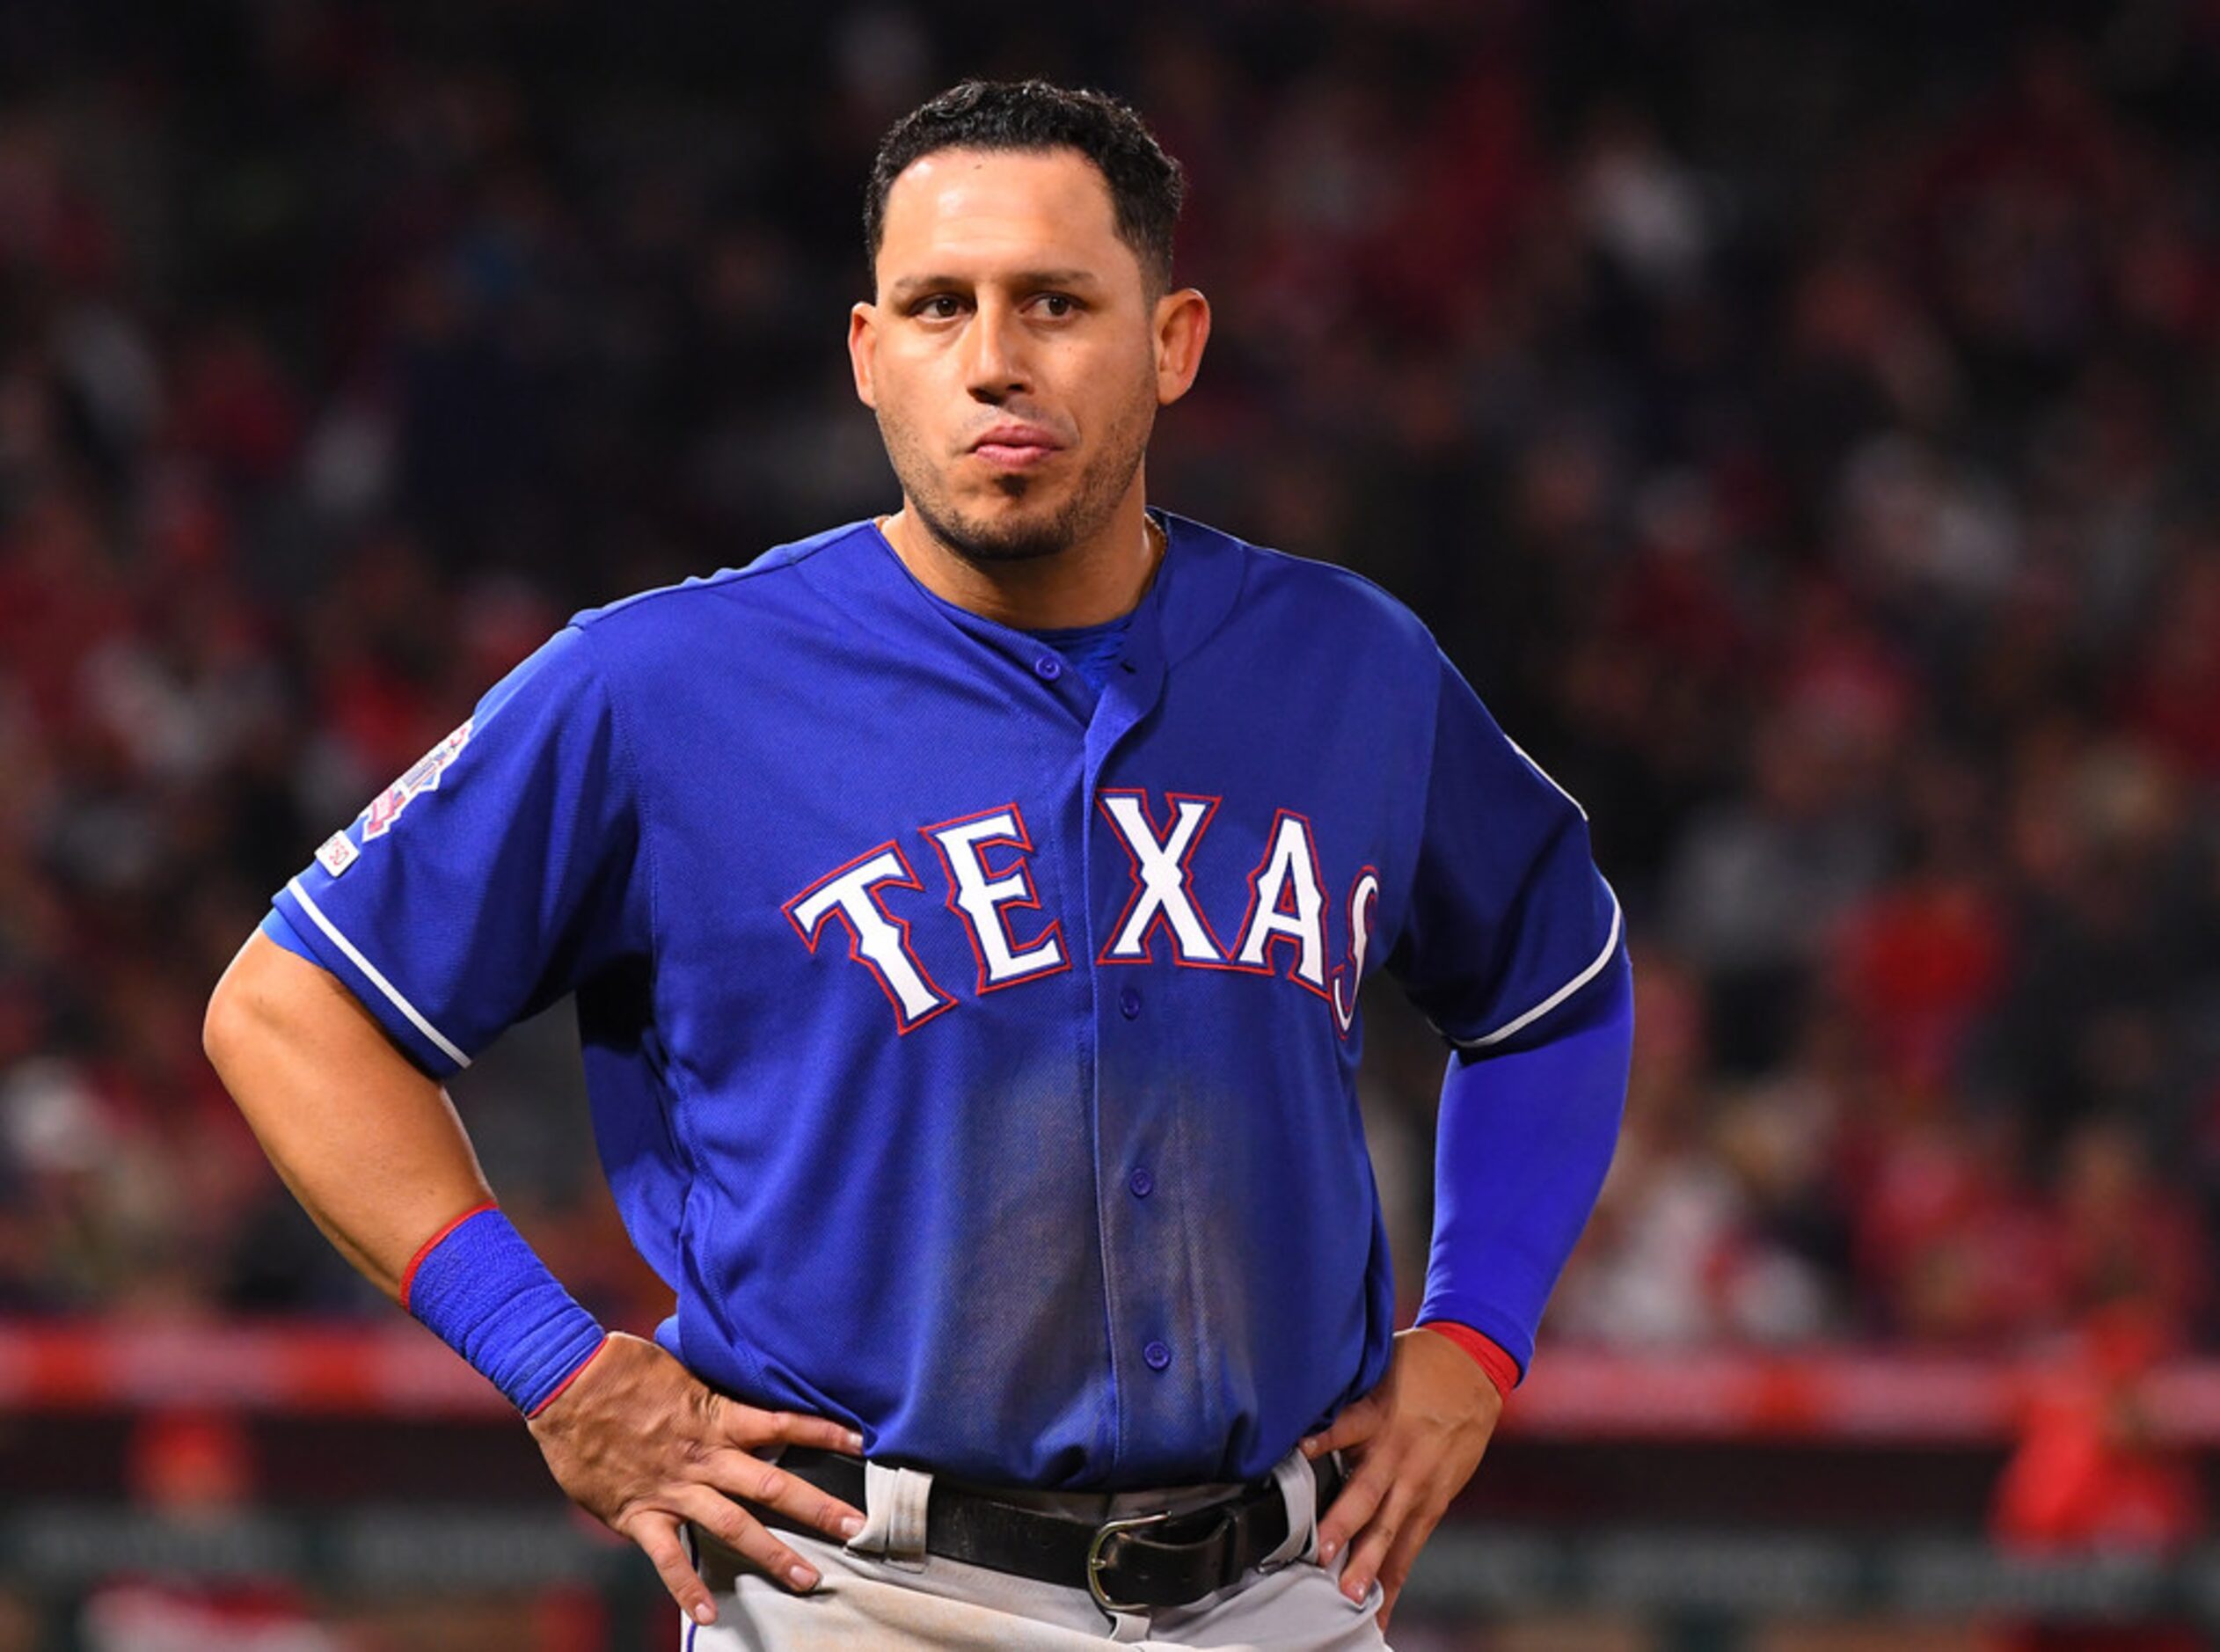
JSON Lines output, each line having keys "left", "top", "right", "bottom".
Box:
{"left": 204, "top": 80, "right": 1632, "bottom": 1648}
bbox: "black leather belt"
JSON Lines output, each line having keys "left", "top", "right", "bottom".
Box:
{"left": 704, "top": 1446, "right": 1345, "bottom": 1615}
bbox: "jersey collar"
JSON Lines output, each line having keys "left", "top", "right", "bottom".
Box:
{"left": 785, "top": 509, "right": 1245, "bottom": 732}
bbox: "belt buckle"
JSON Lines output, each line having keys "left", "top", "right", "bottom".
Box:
{"left": 1085, "top": 1508, "right": 1173, "bottom": 1615}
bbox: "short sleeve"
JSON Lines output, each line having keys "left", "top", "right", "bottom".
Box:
{"left": 270, "top": 625, "right": 645, "bottom": 1076}
{"left": 1387, "top": 652, "right": 1623, "bottom": 1056}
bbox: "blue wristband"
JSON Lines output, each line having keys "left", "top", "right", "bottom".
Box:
{"left": 401, "top": 1204, "right": 609, "bottom": 1415}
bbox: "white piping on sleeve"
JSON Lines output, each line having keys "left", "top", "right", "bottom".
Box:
{"left": 1501, "top": 732, "right": 1588, "bottom": 821}
{"left": 1451, "top": 881, "right": 1624, "bottom": 1051}
{"left": 285, "top": 877, "right": 472, "bottom": 1069}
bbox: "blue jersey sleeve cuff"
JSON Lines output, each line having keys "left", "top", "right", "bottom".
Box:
{"left": 1440, "top": 876, "right": 1624, "bottom": 1057}
{"left": 259, "top": 906, "right": 318, "bottom": 964}
{"left": 270, "top": 878, "right": 472, "bottom": 1078}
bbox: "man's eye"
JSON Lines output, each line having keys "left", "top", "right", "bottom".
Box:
{"left": 915, "top": 296, "right": 964, "bottom": 319}
{"left": 1038, "top": 294, "right": 1078, "bottom": 318}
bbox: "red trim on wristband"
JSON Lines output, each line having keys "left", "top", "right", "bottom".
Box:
{"left": 398, "top": 1199, "right": 500, "bottom": 1311}
{"left": 524, "top": 1332, "right": 613, "bottom": 1419}
{"left": 1418, "top": 1320, "right": 1521, "bottom": 1400}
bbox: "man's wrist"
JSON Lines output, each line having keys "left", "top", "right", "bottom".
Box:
{"left": 1415, "top": 1319, "right": 1520, "bottom": 1402}
{"left": 403, "top": 1203, "right": 610, "bottom": 1415}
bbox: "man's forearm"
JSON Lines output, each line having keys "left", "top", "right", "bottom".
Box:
{"left": 205, "top": 928, "right": 861, "bottom": 1619}
{"left": 1419, "top": 947, "right": 1634, "bottom": 1375}
{"left": 203, "top": 928, "right": 493, "bottom": 1300}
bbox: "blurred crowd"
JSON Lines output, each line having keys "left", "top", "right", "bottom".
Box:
{"left": 0, "top": 0, "right": 2216, "bottom": 1364}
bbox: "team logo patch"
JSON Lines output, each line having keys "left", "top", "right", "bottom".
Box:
{"left": 361, "top": 720, "right": 474, "bottom": 840}
{"left": 315, "top": 831, "right": 361, "bottom": 877}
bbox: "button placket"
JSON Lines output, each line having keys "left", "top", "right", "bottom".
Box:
{"left": 1073, "top": 576, "right": 1176, "bottom": 1471}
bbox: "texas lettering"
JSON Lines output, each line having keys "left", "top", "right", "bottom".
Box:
{"left": 782, "top": 791, "right": 1380, "bottom": 1037}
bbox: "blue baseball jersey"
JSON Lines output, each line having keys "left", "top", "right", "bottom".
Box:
{"left": 267, "top": 511, "right": 1622, "bottom": 1488}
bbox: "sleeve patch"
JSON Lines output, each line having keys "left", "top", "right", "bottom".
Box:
{"left": 362, "top": 720, "right": 475, "bottom": 840}
{"left": 315, "top": 831, "right": 361, "bottom": 877}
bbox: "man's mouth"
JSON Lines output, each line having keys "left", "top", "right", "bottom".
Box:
{"left": 969, "top": 424, "right": 1064, "bottom": 468}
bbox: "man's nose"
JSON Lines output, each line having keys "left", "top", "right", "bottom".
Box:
{"left": 963, "top": 300, "right": 1030, "bottom": 401}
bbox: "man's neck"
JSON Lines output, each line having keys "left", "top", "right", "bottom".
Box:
{"left": 878, "top": 495, "right": 1164, "bottom": 631}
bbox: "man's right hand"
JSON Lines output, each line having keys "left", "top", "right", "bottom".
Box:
{"left": 525, "top": 1331, "right": 867, "bottom": 1626}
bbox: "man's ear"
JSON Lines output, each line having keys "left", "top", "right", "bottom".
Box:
{"left": 849, "top": 302, "right": 880, "bottom": 409}
{"left": 1153, "top": 288, "right": 1211, "bottom": 407}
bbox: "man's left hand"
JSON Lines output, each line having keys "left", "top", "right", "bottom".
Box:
{"left": 1300, "top": 1326, "right": 1505, "bottom": 1632}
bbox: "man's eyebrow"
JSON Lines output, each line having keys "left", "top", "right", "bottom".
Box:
{"left": 1012, "top": 268, "right": 1101, "bottom": 289}
{"left": 885, "top": 268, "right": 1103, "bottom": 303}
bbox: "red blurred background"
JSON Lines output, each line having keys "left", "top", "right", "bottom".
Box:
{"left": 2, "top": 1, "right": 2217, "bottom": 1647}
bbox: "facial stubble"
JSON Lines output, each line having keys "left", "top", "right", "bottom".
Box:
{"left": 877, "top": 381, "right": 1156, "bottom": 569}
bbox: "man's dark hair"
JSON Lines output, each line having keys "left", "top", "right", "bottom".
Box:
{"left": 865, "top": 79, "right": 1186, "bottom": 295}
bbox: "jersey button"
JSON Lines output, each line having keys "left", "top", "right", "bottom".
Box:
{"left": 1128, "top": 1166, "right": 1153, "bottom": 1198}
{"left": 1033, "top": 654, "right": 1063, "bottom": 681}
{"left": 1143, "top": 1340, "right": 1172, "bottom": 1371}
{"left": 1119, "top": 986, "right": 1142, "bottom": 1020}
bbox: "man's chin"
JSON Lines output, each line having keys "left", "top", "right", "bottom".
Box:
{"left": 925, "top": 499, "right": 1079, "bottom": 566}
{"left": 950, "top": 531, "right": 1070, "bottom": 566}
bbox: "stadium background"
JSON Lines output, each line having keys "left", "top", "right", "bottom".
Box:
{"left": 3, "top": 0, "right": 2218, "bottom": 1646}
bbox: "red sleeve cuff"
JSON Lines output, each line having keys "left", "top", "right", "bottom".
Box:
{"left": 1417, "top": 1320, "right": 1520, "bottom": 1400}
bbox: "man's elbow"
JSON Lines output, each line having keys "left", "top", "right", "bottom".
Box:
{"left": 205, "top": 932, "right": 267, "bottom": 1084}
{"left": 203, "top": 929, "right": 316, "bottom": 1087}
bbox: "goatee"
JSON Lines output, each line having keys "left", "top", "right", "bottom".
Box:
{"left": 912, "top": 487, "right": 1093, "bottom": 566}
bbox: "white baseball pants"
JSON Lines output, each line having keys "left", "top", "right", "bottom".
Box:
{"left": 683, "top": 1448, "right": 1392, "bottom": 1649}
